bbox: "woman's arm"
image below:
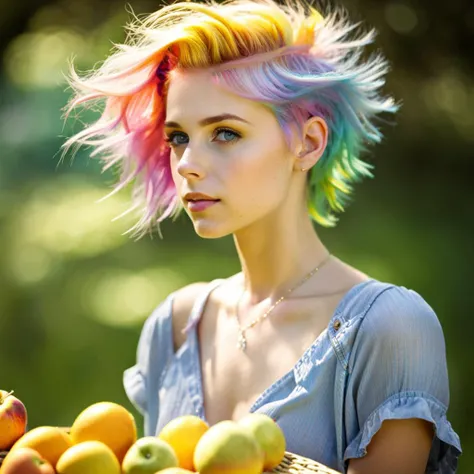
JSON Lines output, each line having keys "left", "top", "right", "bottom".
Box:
{"left": 347, "top": 418, "right": 433, "bottom": 474}
{"left": 342, "top": 286, "right": 461, "bottom": 472}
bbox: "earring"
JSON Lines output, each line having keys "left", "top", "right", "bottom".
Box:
{"left": 298, "top": 148, "right": 308, "bottom": 172}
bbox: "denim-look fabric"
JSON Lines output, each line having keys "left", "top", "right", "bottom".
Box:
{"left": 124, "top": 279, "right": 462, "bottom": 473}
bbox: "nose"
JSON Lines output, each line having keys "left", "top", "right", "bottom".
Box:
{"left": 176, "top": 146, "right": 207, "bottom": 181}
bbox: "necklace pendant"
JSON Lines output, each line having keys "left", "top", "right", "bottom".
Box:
{"left": 237, "top": 330, "right": 247, "bottom": 352}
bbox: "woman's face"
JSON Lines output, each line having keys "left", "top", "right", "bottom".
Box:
{"left": 165, "top": 69, "right": 300, "bottom": 239}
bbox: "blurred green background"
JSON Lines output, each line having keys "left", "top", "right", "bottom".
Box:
{"left": 0, "top": 0, "right": 471, "bottom": 470}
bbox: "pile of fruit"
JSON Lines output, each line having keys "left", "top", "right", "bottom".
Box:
{"left": 0, "top": 389, "right": 286, "bottom": 474}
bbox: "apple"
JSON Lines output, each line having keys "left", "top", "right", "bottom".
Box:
{"left": 238, "top": 414, "right": 286, "bottom": 470}
{"left": 122, "top": 437, "right": 178, "bottom": 474}
{"left": 0, "top": 390, "right": 28, "bottom": 450}
{"left": 1, "top": 447, "right": 55, "bottom": 474}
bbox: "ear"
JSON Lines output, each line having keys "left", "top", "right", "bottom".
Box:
{"left": 294, "top": 116, "right": 328, "bottom": 172}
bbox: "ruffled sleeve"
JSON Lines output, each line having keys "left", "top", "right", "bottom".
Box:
{"left": 343, "top": 286, "right": 462, "bottom": 473}
{"left": 123, "top": 295, "right": 174, "bottom": 434}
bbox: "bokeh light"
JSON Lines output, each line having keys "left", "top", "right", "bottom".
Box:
{"left": 0, "top": 0, "right": 471, "bottom": 470}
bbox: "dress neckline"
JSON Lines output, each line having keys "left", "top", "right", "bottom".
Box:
{"left": 184, "top": 278, "right": 375, "bottom": 423}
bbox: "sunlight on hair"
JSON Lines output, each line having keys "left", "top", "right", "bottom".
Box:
{"left": 63, "top": 0, "right": 398, "bottom": 237}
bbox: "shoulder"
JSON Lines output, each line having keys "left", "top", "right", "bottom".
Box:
{"left": 362, "top": 283, "right": 444, "bottom": 339}
{"left": 349, "top": 282, "right": 447, "bottom": 368}
{"left": 170, "top": 281, "right": 211, "bottom": 350}
{"left": 172, "top": 281, "right": 211, "bottom": 313}
{"left": 170, "top": 275, "right": 240, "bottom": 350}
{"left": 129, "top": 280, "right": 213, "bottom": 371}
{"left": 345, "top": 283, "right": 453, "bottom": 424}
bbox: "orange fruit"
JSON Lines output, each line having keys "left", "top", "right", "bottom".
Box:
{"left": 56, "top": 440, "right": 121, "bottom": 474}
{"left": 158, "top": 415, "right": 209, "bottom": 470}
{"left": 8, "top": 426, "right": 72, "bottom": 467}
{"left": 69, "top": 402, "right": 136, "bottom": 464}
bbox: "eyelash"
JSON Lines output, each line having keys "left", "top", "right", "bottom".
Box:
{"left": 164, "top": 127, "right": 241, "bottom": 147}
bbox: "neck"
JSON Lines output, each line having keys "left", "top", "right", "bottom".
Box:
{"left": 232, "top": 206, "right": 330, "bottom": 306}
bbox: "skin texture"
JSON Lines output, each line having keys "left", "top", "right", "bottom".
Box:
{"left": 346, "top": 419, "right": 433, "bottom": 474}
{"left": 166, "top": 70, "right": 306, "bottom": 240}
{"left": 165, "top": 69, "right": 329, "bottom": 302}
{"left": 165, "top": 70, "right": 434, "bottom": 473}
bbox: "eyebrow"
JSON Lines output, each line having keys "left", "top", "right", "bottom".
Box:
{"left": 164, "top": 113, "right": 251, "bottom": 129}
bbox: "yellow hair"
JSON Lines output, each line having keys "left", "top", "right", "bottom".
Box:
{"left": 64, "top": 0, "right": 396, "bottom": 236}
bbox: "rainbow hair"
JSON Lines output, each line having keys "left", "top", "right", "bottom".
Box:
{"left": 63, "top": 0, "right": 398, "bottom": 237}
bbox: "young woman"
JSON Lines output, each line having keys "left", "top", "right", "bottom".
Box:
{"left": 63, "top": 0, "right": 462, "bottom": 472}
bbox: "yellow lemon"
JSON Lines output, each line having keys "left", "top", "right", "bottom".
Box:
{"left": 56, "top": 440, "right": 121, "bottom": 474}
{"left": 158, "top": 415, "right": 209, "bottom": 470}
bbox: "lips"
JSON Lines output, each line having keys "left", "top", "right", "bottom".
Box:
{"left": 183, "top": 192, "right": 220, "bottom": 212}
{"left": 184, "top": 192, "right": 219, "bottom": 202}
{"left": 187, "top": 200, "right": 219, "bottom": 212}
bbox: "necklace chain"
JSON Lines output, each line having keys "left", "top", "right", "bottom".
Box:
{"left": 233, "top": 253, "right": 332, "bottom": 352}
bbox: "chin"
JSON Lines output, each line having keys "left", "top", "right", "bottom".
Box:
{"left": 192, "top": 221, "right": 231, "bottom": 239}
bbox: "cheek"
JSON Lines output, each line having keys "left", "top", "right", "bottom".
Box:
{"left": 228, "top": 142, "right": 290, "bottom": 205}
{"left": 169, "top": 154, "right": 181, "bottom": 183}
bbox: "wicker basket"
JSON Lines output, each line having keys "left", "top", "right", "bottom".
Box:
{"left": 0, "top": 449, "right": 340, "bottom": 473}
{"left": 266, "top": 451, "right": 341, "bottom": 473}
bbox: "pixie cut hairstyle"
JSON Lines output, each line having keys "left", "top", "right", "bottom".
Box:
{"left": 64, "top": 0, "right": 397, "bottom": 236}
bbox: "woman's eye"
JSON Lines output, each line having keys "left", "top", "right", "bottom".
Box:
{"left": 165, "top": 132, "right": 188, "bottom": 147}
{"left": 165, "top": 128, "right": 240, "bottom": 147}
{"left": 214, "top": 128, "right": 240, "bottom": 143}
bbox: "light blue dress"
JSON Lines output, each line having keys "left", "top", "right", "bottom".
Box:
{"left": 123, "top": 278, "right": 462, "bottom": 473}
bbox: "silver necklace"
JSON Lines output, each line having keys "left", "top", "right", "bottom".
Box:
{"left": 233, "top": 253, "right": 332, "bottom": 351}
